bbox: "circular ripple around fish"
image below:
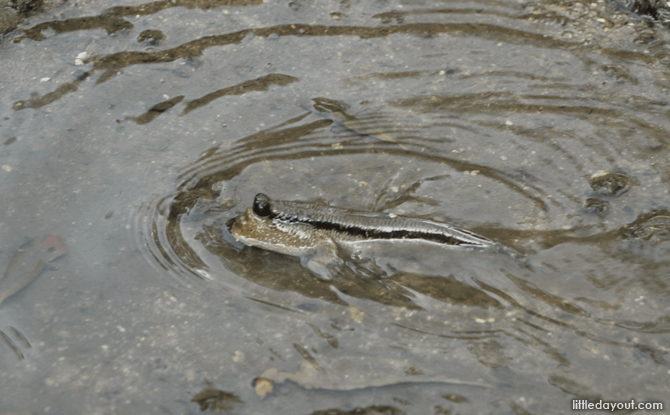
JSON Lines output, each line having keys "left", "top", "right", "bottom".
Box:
{"left": 128, "top": 102, "right": 670, "bottom": 392}
{"left": 131, "top": 108, "right": 669, "bottom": 350}
{"left": 131, "top": 110, "right": 562, "bottom": 334}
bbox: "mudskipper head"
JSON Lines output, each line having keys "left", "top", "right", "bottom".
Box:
{"left": 228, "top": 207, "right": 268, "bottom": 241}
{"left": 227, "top": 194, "right": 274, "bottom": 240}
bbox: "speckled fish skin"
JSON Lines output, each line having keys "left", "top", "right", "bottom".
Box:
{"left": 252, "top": 193, "right": 496, "bottom": 248}
{"left": 228, "top": 194, "right": 499, "bottom": 279}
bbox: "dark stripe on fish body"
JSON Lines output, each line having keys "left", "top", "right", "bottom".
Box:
{"left": 252, "top": 193, "right": 494, "bottom": 247}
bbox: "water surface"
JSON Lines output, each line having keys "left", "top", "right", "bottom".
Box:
{"left": 0, "top": 0, "right": 669, "bottom": 413}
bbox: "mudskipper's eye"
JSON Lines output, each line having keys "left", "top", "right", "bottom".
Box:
{"left": 253, "top": 193, "right": 272, "bottom": 217}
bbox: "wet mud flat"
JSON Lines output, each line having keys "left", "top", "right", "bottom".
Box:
{"left": 0, "top": 0, "right": 669, "bottom": 413}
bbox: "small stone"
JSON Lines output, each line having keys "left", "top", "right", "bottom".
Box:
{"left": 583, "top": 198, "right": 610, "bottom": 217}
{"left": 589, "top": 171, "right": 630, "bottom": 197}
{"left": 252, "top": 377, "right": 274, "bottom": 398}
{"left": 74, "top": 52, "right": 89, "bottom": 65}
{"left": 137, "top": 29, "right": 165, "bottom": 46}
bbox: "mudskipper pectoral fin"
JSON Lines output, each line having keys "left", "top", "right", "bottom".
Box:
{"left": 303, "top": 245, "right": 342, "bottom": 281}
{"left": 0, "top": 234, "right": 67, "bottom": 307}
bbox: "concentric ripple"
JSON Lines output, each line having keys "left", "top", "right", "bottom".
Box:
{"left": 132, "top": 104, "right": 550, "bottom": 326}
{"left": 133, "top": 99, "right": 669, "bottom": 372}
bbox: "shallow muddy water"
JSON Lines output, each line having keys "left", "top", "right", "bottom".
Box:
{"left": 1, "top": 0, "right": 669, "bottom": 413}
